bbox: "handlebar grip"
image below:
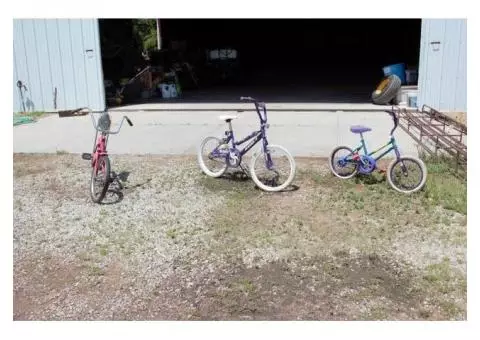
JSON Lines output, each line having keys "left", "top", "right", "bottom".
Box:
{"left": 125, "top": 117, "right": 133, "bottom": 126}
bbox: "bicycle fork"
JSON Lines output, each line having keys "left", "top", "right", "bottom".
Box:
{"left": 392, "top": 138, "right": 409, "bottom": 176}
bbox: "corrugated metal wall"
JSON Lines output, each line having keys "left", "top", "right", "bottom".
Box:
{"left": 417, "top": 19, "right": 467, "bottom": 112}
{"left": 13, "top": 19, "right": 105, "bottom": 113}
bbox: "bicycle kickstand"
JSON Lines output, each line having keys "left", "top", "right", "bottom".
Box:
{"left": 239, "top": 163, "right": 251, "bottom": 178}
{"left": 110, "top": 171, "right": 124, "bottom": 190}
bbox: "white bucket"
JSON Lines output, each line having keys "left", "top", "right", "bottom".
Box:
{"left": 160, "top": 84, "right": 178, "bottom": 99}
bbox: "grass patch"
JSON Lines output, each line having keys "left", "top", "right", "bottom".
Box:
{"left": 438, "top": 300, "right": 463, "bottom": 319}
{"left": 98, "top": 245, "right": 108, "bottom": 256}
{"left": 423, "top": 258, "right": 452, "bottom": 281}
{"left": 418, "top": 155, "right": 466, "bottom": 214}
{"left": 17, "top": 111, "right": 47, "bottom": 118}
{"left": 423, "top": 173, "right": 466, "bottom": 214}
{"left": 420, "top": 258, "right": 464, "bottom": 302}
{"left": 233, "top": 279, "right": 255, "bottom": 294}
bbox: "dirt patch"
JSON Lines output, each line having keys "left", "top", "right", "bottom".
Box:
{"left": 126, "top": 252, "right": 439, "bottom": 320}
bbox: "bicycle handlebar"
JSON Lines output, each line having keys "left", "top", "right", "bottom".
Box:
{"left": 240, "top": 96, "right": 268, "bottom": 123}
{"left": 385, "top": 106, "right": 399, "bottom": 135}
{"left": 240, "top": 96, "right": 265, "bottom": 108}
{"left": 240, "top": 96, "right": 255, "bottom": 101}
{"left": 83, "top": 107, "right": 133, "bottom": 134}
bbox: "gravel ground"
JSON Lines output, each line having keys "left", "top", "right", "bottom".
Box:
{"left": 13, "top": 154, "right": 467, "bottom": 320}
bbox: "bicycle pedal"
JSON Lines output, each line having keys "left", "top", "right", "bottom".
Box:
{"left": 81, "top": 153, "right": 92, "bottom": 160}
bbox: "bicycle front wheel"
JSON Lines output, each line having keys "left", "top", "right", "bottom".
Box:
{"left": 387, "top": 156, "right": 427, "bottom": 194}
{"left": 250, "top": 144, "right": 296, "bottom": 192}
{"left": 90, "top": 155, "right": 110, "bottom": 203}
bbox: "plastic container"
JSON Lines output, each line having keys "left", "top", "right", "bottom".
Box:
{"left": 383, "top": 63, "right": 406, "bottom": 84}
{"left": 160, "top": 84, "right": 178, "bottom": 99}
{"left": 395, "top": 86, "right": 418, "bottom": 105}
{"left": 408, "top": 95, "right": 417, "bottom": 108}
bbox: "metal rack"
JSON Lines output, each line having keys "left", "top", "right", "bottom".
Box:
{"left": 396, "top": 105, "right": 467, "bottom": 176}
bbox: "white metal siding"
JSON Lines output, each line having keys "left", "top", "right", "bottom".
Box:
{"left": 13, "top": 19, "right": 105, "bottom": 113}
{"left": 417, "top": 19, "right": 467, "bottom": 112}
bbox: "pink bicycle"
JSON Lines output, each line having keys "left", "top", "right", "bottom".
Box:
{"left": 81, "top": 108, "right": 133, "bottom": 203}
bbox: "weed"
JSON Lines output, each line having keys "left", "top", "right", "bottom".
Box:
{"left": 99, "top": 245, "right": 108, "bottom": 256}
{"left": 89, "top": 265, "right": 105, "bottom": 276}
{"left": 166, "top": 228, "right": 178, "bottom": 239}
{"left": 235, "top": 279, "right": 255, "bottom": 294}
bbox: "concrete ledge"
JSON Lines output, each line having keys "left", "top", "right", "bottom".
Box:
{"left": 109, "top": 102, "right": 392, "bottom": 112}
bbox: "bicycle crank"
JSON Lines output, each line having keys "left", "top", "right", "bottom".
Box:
{"left": 226, "top": 149, "right": 242, "bottom": 168}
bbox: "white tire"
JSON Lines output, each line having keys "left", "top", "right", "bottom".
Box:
{"left": 386, "top": 156, "right": 427, "bottom": 194}
{"left": 197, "top": 136, "right": 228, "bottom": 178}
{"left": 249, "top": 144, "right": 296, "bottom": 192}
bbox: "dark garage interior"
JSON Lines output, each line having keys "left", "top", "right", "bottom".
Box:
{"left": 100, "top": 19, "right": 421, "bottom": 106}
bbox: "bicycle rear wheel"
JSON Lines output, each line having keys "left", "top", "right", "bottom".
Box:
{"left": 198, "top": 136, "right": 228, "bottom": 178}
{"left": 90, "top": 155, "right": 111, "bottom": 203}
{"left": 250, "top": 144, "right": 296, "bottom": 192}
{"left": 328, "top": 146, "right": 359, "bottom": 179}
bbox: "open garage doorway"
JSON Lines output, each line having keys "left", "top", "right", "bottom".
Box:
{"left": 100, "top": 19, "right": 421, "bottom": 108}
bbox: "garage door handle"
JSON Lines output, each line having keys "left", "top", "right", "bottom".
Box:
{"left": 85, "top": 49, "right": 94, "bottom": 59}
{"left": 430, "top": 41, "right": 441, "bottom": 51}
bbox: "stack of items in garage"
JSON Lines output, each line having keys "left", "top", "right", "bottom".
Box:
{"left": 372, "top": 62, "right": 419, "bottom": 108}
{"left": 158, "top": 71, "right": 181, "bottom": 99}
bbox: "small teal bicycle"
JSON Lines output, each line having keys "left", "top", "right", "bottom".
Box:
{"left": 328, "top": 108, "right": 427, "bottom": 194}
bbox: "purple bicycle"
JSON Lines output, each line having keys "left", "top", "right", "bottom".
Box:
{"left": 197, "top": 97, "right": 296, "bottom": 192}
{"left": 328, "top": 107, "right": 427, "bottom": 194}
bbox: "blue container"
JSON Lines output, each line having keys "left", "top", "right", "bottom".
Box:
{"left": 383, "top": 63, "right": 406, "bottom": 84}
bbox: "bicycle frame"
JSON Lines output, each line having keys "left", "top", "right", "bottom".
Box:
{"left": 348, "top": 134, "right": 401, "bottom": 161}
{"left": 342, "top": 107, "right": 403, "bottom": 164}
{"left": 210, "top": 99, "right": 274, "bottom": 168}
{"left": 91, "top": 132, "right": 109, "bottom": 174}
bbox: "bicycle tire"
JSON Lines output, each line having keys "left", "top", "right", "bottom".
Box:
{"left": 371, "top": 75, "right": 401, "bottom": 105}
{"left": 249, "top": 144, "right": 296, "bottom": 192}
{"left": 386, "top": 156, "right": 427, "bottom": 194}
{"left": 90, "top": 155, "right": 111, "bottom": 203}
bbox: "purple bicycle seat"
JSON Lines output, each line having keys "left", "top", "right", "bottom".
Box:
{"left": 350, "top": 125, "right": 372, "bottom": 134}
